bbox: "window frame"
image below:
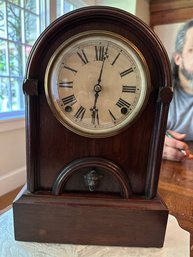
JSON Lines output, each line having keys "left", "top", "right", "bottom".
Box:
{"left": 0, "top": 0, "right": 89, "bottom": 126}
{"left": 0, "top": 0, "right": 49, "bottom": 121}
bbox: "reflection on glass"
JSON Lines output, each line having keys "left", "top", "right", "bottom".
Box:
{"left": 9, "top": 42, "right": 23, "bottom": 76}
{"left": 0, "top": 40, "right": 8, "bottom": 75}
{"left": 0, "top": 77, "right": 11, "bottom": 112}
{"left": 7, "top": 3, "right": 22, "bottom": 42}
{"left": 25, "top": 11, "right": 38, "bottom": 45}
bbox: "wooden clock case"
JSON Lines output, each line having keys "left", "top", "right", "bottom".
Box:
{"left": 13, "top": 6, "right": 173, "bottom": 247}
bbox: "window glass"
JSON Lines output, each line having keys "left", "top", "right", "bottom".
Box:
{"left": 0, "top": 77, "right": 10, "bottom": 112}
{"left": 7, "top": 3, "right": 22, "bottom": 42}
{"left": 0, "top": 0, "right": 88, "bottom": 120}
{"left": 57, "top": 0, "right": 87, "bottom": 18}
{"left": 10, "top": 77, "right": 24, "bottom": 110}
{"left": 0, "top": 0, "right": 45, "bottom": 119}
{"left": 25, "top": 45, "right": 32, "bottom": 61}
{"left": 64, "top": 1, "right": 74, "bottom": 13}
{"left": 24, "top": 0, "right": 38, "bottom": 13}
{"left": 9, "top": 0, "right": 21, "bottom": 5}
{"left": 0, "top": 40, "right": 8, "bottom": 75}
{"left": 0, "top": 1, "right": 6, "bottom": 38}
{"left": 25, "top": 12, "right": 39, "bottom": 45}
{"left": 9, "top": 41, "right": 23, "bottom": 76}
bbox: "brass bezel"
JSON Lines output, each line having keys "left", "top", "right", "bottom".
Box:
{"left": 45, "top": 30, "right": 151, "bottom": 138}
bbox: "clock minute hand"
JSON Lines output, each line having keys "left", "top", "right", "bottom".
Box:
{"left": 97, "top": 44, "right": 109, "bottom": 85}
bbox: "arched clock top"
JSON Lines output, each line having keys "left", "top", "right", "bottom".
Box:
{"left": 25, "top": 6, "right": 171, "bottom": 91}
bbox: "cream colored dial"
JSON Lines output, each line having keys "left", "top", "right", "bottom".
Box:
{"left": 45, "top": 31, "right": 150, "bottom": 138}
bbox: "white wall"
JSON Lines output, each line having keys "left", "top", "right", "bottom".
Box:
{"left": 96, "top": 0, "right": 136, "bottom": 14}
{"left": 0, "top": 0, "right": 150, "bottom": 197}
{"left": 84, "top": 0, "right": 96, "bottom": 4}
{"left": 136, "top": 0, "right": 150, "bottom": 25}
{"left": 0, "top": 119, "right": 26, "bottom": 196}
{"left": 95, "top": 0, "right": 150, "bottom": 24}
{"left": 154, "top": 23, "right": 184, "bottom": 60}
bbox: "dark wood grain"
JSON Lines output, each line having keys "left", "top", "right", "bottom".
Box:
{"left": 159, "top": 142, "right": 193, "bottom": 257}
{"left": 23, "top": 6, "right": 171, "bottom": 196}
{"left": 150, "top": 0, "right": 193, "bottom": 27}
{"left": 13, "top": 194, "right": 168, "bottom": 247}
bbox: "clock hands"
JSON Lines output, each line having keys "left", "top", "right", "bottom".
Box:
{"left": 90, "top": 44, "right": 109, "bottom": 126}
{"left": 91, "top": 84, "right": 101, "bottom": 125}
{"left": 97, "top": 44, "right": 109, "bottom": 84}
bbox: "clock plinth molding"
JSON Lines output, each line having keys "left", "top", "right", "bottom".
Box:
{"left": 13, "top": 194, "right": 168, "bottom": 247}
{"left": 13, "top": 6, "right": 172, "bottom": 247}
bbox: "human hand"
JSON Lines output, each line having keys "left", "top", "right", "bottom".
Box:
{"left": 163, "top": 130, "right": 193, "bottom": 161}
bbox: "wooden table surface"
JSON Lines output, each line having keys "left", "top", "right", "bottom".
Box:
{"left": 159, "top": 142, "right": 193, "bottom": 257}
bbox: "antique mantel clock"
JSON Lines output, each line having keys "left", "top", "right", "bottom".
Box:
{"left": 13, "top": 6, "right": 173, "bottom": 247}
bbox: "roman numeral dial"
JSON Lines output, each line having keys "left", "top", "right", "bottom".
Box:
{"left": 108, "top": 110, "right": 117, "bottom": 123}
{"left": 46, "top": 32, "right": 149, "bottom": 137}
{"left": 111, "top": 51, "right": 121, "bottom": 66}
{"left": 116, "top": 98, "right": 131, "bottom": 109}
{"left": 95, "top": 45, "right": 105, "bottom": 61}
{"left": 58, "top": 81, "right": 73, "bottom": 88}
{"left": 122, "top": 85, "right": 136, "bottom": 93}
{"left": 62, "top": 95, "right": 77, "bottom": 106}
{"left": 63, "top": 64, "right": 77, "bottom": 74}
{"left": 77, "top": 49, "right": 89, "bottom": 64}
{"left": 74, "top": 106, "right": 86, "bottom": 120}
{"left": 120, "top": 67, "right": 134, "bottom": 77}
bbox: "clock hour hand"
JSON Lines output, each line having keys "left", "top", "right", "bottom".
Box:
{"left": 90, "top": 90, "right": 100, "bottom": 125}
{"left": 91, "top": 107, "right": 99, "bottom": 126}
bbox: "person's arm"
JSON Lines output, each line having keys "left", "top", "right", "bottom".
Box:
{"left": 163, "top": 130, "right": 193, "bottom": 161}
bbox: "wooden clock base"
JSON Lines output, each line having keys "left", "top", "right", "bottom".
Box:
{"left": 13, "top": 193, "right": 168, "bottom": 247}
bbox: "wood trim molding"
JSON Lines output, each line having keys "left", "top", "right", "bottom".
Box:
{"left": 0, "top": 186, "right": 24, "bottom": 212}
{"left": 150, "top": 0, "right": 193, "bottom": 27}
{"left": 0, "top": 118, "right": 25, "bottom": 133}
{"left": 0, "top": 167, "right": 26, "bottom": 196}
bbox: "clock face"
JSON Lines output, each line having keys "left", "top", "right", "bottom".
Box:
{"left": 45, "top": 31, "right": 150, "bottom": 138}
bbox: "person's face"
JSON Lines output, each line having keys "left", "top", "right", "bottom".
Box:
{"left": 174, "top": 27, "right": 193, "bottom": 81}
